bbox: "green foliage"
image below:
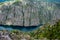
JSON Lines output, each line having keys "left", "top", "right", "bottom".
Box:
{"left": 29, "top": 20, "right": 60, "bottom": 39}
{"left": 0, "top": 3, "right": 3, "bottom": 5}
{"left": 10, "top": 30, "right": 21, "bottom": 35}
{"left": 39, "top": 20, "right": 60, "bottom": 39}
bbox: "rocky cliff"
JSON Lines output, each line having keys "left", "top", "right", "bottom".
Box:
{"left": 0, "top": 0, "right": 60, "bottom": 26}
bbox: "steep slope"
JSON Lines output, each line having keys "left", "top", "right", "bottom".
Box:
{"left": 0, "top": 0, "right": 60, "bottom": 26}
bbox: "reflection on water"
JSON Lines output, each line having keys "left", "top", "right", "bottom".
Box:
{"left": 0, "top": 26, "right": 13, "bottom": 30}
{"left": 0, "top": 24, "right": 43, "bottom": 31}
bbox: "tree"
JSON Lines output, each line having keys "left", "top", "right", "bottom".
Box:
{"left": 40, "top": 20, "right": 60, "bottom": 40}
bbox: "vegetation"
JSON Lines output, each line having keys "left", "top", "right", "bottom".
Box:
{"left": 0, "top": 20, "right": 60, "bottom": 40}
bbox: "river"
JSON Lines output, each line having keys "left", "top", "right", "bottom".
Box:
{"left": 0, "top": 24, "right": 43, "bottom": 31}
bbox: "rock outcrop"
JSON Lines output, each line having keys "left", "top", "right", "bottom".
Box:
{"left": 0, "top": 0, "right": 60, "bottom": 26}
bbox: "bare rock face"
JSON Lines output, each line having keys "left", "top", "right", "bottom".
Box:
{"left": 0, "top": 1, "right": 60, "bottom": 26}
{"left": 0, "top": 31, "right": 12, "bottom": 40}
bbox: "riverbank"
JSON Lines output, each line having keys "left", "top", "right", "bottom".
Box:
{"left": 0, "top": 19, "right": 60, "bottom": 40}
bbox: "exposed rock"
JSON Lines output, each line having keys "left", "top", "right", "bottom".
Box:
{"left": 0, "top": 31, "right": 12, "bottom": 40}
{"left": 0, "top": 0, "right": 60, "bottom": 26}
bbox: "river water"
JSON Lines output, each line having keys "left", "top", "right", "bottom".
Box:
{"left": 0, "top": 24, "right": 43, "bottom": 31}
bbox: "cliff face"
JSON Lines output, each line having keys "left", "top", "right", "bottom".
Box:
{"left": 0, "top": 0, "right": 60, "bottom": 26}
